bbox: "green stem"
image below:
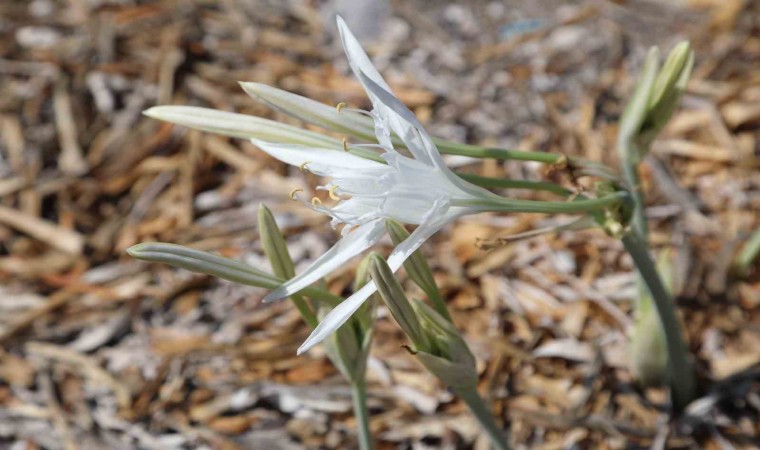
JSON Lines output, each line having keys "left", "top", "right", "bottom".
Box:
{"left": 454, "top": 192, "right": 627, "bottom": 215}
{"left": 620, "top": 155, "right": 647, "bottom": 239}
{"left": 456, "top": 173, "right": 571, "bottom": 196}
{"left": 350, "top": 379, "right": 374, "bottom": 450}
{"left": 619, "top": 141, "right": 697, "bottom": 411}
{"left": 454, "top": 385, "right": 510, "bottom": 450}
{"left": 622, "top": 232, "right": 696, "bottom": 412}
{"left": 434, "top": 139, "right": 560, "bottom": 164}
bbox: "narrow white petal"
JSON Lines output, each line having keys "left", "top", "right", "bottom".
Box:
{"left": 383, "top": 199, "right": 454, "bottom": 269}
{"left": 239, "top": 82, "right": 376, "bottom": 140}
{"left": 297, "top": 278, "right": 378, "bottom": 355}
{"left": 336, "top": 16, "right": 393, "bottom": 93}
{"left": 143, "top": 106, "right": 340, "bottom": 147}
{"left": 250, "top": 139, "right": 384, "bottom": 176}
{"left": 357, "top": 73, "right": 439, "bottom": 165}
{"left": 336, "top": 17, "right": 432, "bottom": 164}
{"left": 358, "top": 74, "right": 503, "bottom": 200}
{"left": 263, "top": 219, "right": 386, "bottom": 302}
{"left": 297, "top": 199, "right": 455, "bottom": 354}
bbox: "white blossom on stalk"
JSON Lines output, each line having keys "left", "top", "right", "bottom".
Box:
{"left": 263, "top": 17, "right": 512, "bottom": 354}
{"left": 144, "top": 17, "right": 517, "bottom": 355}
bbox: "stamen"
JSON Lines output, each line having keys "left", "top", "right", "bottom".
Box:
{"left": 289, "top": 188, "right": 303, "bottom": 200}
{"left": 299, "top": 161, "right": 310, "bottom": 172}
{"left": 328, "top": 185, "right": 341, "bottom": 201}
{"left": 311, "top": 197, "right": 323, "bottom": 207}
{"left": 341, "top": 107, "right": 374, "bottom": 118}
{"left": 336, "top": 102, "right": 373, "bottom": 118}
{"left": 342, "top": 137, "right": 349, "bottom": 152}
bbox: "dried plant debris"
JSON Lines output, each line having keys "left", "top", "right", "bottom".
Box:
{"left": 0, "top": 0, "right": 757, "bottom": 449}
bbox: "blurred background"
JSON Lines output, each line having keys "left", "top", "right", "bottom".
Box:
{"left": 0, "top": 0, "right": 758, "bottom": 448}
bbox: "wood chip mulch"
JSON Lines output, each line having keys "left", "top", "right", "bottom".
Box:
{"left": 0, "top": 1, "right": 757, "bottom": 449}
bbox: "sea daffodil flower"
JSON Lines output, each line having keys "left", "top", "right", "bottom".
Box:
{"left": 143, "top": 16, "right": 627, "bottom": 355}
{"left": 266, "top": 16, "right": 523, "bottom": 354}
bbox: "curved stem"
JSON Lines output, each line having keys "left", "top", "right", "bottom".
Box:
{"left": 350, "top": 379, "right": 374, "bottom": 450}
{"left": 454, "top": 385, "right": 510, "bottom": 450}
{"left": 622, "top": 232, "right": 696, "bottom": 412}
{"left": 619, "top": 140, "right": 697, "bottom": 411}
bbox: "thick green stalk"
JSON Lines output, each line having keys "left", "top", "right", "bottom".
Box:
{"left": 622, "top": 232, "right": 696, "bottom": 412}
{"left": 620, "top": 140, "right": 696, "bottom": 410}
{"left": 454, "top": 192, "right": 627, "bottom": 215}
{"left": 454, "top": 385, "right": 510, "bottom": 450}
{"left": 350, "top": 379, "right": 374, "bottom": 450}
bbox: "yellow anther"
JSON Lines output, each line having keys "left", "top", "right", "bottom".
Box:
{"left": 336, "top": 102, "right": 347, "bottom": 113}
{"left": 342, "top": 137, "right": 349, "bottom": 152}
{"left": 289, "top": 188, "right": 303, "bottom": 200}
{"left": 311, "top": 197, "right": 322, "bottom": 207}
{"left": 299, "top": 161, "right": 310, "bottom": 172}
{"left": 328, "top": 185, "right": 341, "bottom": 201}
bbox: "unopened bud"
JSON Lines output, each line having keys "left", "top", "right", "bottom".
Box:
{"left": 619, "top": 42, "right": 694, "bottom": 161}
{"left": 369, "top": 254, "right": 430, "bottom": 351}
{"left": 258, "top": 204, "right": 295, "bottom": 279}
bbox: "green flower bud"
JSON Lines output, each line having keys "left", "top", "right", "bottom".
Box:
{"left": 258, "top": 204, "right": 318, "bottom": 327}
{"left": 126, "top": 242, "right": 279, "bottom": 289}
{"left": 125, "top": 242, "right": 342, "bottom": 308}
{"left": 619, "top": 42, "right": 694, "bottom": 161}
{"left": 353, "top": 252, "right": 381, "bottom": 330}
{"left": 412, "top": 300, "right": 478, "bottom": 390}
{"left": 368, "top": 254, "right": 430, "bottom": 351}
{"left": 258, "top": 204, "right": 295, "bottom": 279}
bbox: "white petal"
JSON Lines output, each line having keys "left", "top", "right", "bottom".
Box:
{"left": 336, "top": 16, "right": 393, "bottom": 94}
{"left": 143, "top": 106, "right": 340, "bottom": 147}
{"left": 263, "top": 219, "right": 386, "bottom": 302}
{"left": 239, "top": 82, "right": 376, "bottom": 140}
{"left": 336, "top": 17, "right": 432, "bottom": 164}
{"left": 250, "top": 139, "right": 383, "bottom": 176}
{"left": 297, "top": 276, "right": 378, "bottom": 355}
{"left": 358, "top": 74, "right": 502, "bottom": 200}
{"left": 297, "top": 199, "right": 455, "bottom": 354}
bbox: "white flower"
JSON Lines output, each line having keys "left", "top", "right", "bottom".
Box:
{"left": 249, "top": 17, "right": 508, "bottom": 354}
{"left": 142, "top": 16, "right": 624, "bottom": 355}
